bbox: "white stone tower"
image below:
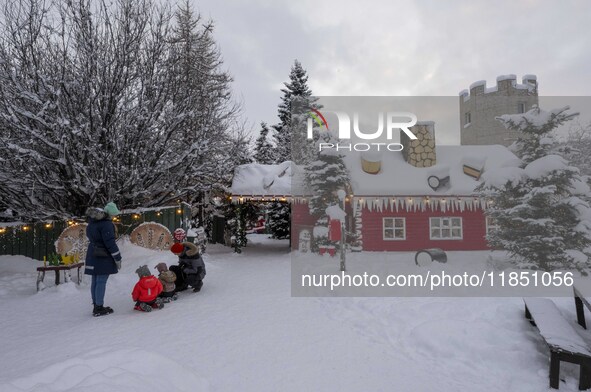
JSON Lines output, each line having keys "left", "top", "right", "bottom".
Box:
{"left": 459, "top": 74, "right": 538, "bottom": 146}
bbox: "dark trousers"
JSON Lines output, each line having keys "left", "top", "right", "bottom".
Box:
{"left": 193, "top": 279, "right": 204, "bottom": 292}
{"left": 169, "top": 265, "right": 188, "bottom": 291}
{"left": 169, "top": 265, "right": 203, "bottom": 292}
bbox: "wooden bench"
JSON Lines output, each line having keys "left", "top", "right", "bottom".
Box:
{"left": 574, "top": 285, "right": 591, "bottom": 329}
{"left": 524, "top": 297, "right": 591, "bottom": 390}
{"left": 36, "top": 262, "right": 84, "bottom": 291}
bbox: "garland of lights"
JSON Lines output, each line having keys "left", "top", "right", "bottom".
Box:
{"left": 229, "top": 195, "right": 493, "bottom": 212}
{"left": 0, "top": 205, "right": 186, "bottom": 235}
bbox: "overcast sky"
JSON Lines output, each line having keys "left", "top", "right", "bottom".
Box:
{"left": 191, "top": 0, "right": 591, "bottom": 143}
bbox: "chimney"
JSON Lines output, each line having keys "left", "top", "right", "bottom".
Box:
{"left": 401, "top": 121, "right": 436, "bottom": 168}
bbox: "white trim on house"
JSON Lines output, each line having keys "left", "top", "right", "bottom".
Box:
{"left": 382, "top": 217, "right": 406, "bottom": 241}
{"left": 429, "top": 217, "right": 463, "bottom": 240}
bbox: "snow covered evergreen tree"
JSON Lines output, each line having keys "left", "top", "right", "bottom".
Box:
{"left": 272, "top": 60, "right": 318, "bottom": 165}
{"left": 267, "top": 203, "right": 291, "bottom": 240}
{"left": 479, "top": 106, "right": 591, "bottom": 272}
{"left": 564, "top": 121, "right": 591, "bottom": 179}
{"left": 219, "top": 132, "right": 261, "bottom": 252}
{"left": 304, "top": 131, "right": 350, "bottom": 252}
{"left": 305, "top": 146, "right": 350, "bottom": 217}
{"left": 254, "top": 122, "right": 275, "bottom": 164}
{"left": 267, "top": 60, "right": 318, "bottom": 240}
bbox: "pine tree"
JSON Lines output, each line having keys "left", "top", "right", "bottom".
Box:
{"left": 480, "top": 106, "right": 591, "bottom": 272}
{"left": 304, "top": 131, "right": 350, "bottom": 252}
{"left": 266, "top": 60, "right": 317, "bottom": 240}
{"left": 254, "top": 122, "right": 275, "bottom": 164}
{"left": 272, "top": 60, "right": 318, "bottom": 165}
{"left": 221, "top": 198, "right": 259, "bottom": 253}
{"left": 305, "top": 146, "right": 350, "bottom": 217}
{"left": 564, "top": 121, "right": 591, "bottom": 178}
{"left": 219, "top": 134, "right": 259, "bottom": 253}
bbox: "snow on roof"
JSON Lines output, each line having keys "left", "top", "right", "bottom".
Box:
{"left": 469, "top": 80, "right": 486, "bottom": 89}
{"left": 462, "top": 74, "right": 537, "bottom": 98}
{"left": 231, "top": 146, "right": 518, "bottom": 198}
{"left": 345, "top": 145, "right": 518, "bottom": 196}
{"left": 230, "top": 161, "right": 307, "bottom": 196}
{"left": 496, "top": 74, "right": 517, "bottom": 82}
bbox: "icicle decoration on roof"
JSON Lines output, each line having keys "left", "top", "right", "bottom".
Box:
{"left": 351, "top": 196, "right": 487, "bottom": 212}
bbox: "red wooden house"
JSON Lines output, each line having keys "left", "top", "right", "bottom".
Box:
{"left": 231, "top": 123, "right": 518, "bottom": 252}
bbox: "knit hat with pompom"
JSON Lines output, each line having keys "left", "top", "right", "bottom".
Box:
{"left": 135, "top": 265, "right": 151, "bottom": 278}
{"left": 170, "top": 242, "right": 184, "bottom": 255}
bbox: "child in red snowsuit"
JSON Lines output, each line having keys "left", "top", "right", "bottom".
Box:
{"left": 132, "top": 265, "right": 164, "bottom": 312}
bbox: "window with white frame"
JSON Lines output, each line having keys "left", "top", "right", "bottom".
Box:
{"left": 465, "top": 112, "right": 471, "bottom": 125}
{"left": 430, "top": 217, "right": 462, "bottom": 240}
{"left": 485, "top": 216, "right": 499, "bottom": 235}
{"left": 517, "top": 103, "right": 526, "bottom": 114}
{"left": 383, "top": 217, "right": 406, "bottom": 240}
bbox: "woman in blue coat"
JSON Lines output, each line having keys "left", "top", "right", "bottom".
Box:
{"left": 85, "top": 202, "right": 122, "bottom": 317}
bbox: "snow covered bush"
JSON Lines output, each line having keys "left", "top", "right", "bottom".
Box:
{"left": 479, "top": 106, "right": 591, "bottom": 272}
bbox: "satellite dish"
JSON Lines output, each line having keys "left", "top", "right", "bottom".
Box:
{"left": 427, "top": 175, "right": 450, "bottom": 191}
{"left": 428, "top": 176, "right": 440, "bottom": 190}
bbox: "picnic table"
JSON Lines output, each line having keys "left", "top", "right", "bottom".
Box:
{"left": 574, "top": 284, "right": 591, "bottom": 329}
{"left": 36, "top": 262, "right": 84, "bottom": 291}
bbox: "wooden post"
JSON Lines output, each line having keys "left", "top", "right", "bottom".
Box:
{"left": 580, "top": 363, "right": 591, "bottom": 390}
{"left": 576, "top": 296, "right": 587, "bottom": 329}
{"left": 550, "top": 351, "right": 560, "bottom": 389}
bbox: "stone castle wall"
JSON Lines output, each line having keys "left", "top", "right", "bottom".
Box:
{"left": 459, "top": 74, "right": 539, "bottom": 146}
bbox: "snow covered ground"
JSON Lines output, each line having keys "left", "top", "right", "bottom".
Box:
{"left": 0, "top": 235, "right": 589, "bottom": 391}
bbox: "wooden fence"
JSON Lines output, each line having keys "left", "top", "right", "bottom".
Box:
{"left": 0, "top": 204, "right": 192, "bottom": 261}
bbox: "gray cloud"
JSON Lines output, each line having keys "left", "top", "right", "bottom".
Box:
{"left": 192, "top": 0, "right": 591, "bottom": 143}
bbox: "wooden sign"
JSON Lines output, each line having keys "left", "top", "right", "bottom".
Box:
{"left": 56, "top": 223, "right": 89, "bottom": 260}
{"left": 130, "top": 223, "right": 173, "bottom": 251}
